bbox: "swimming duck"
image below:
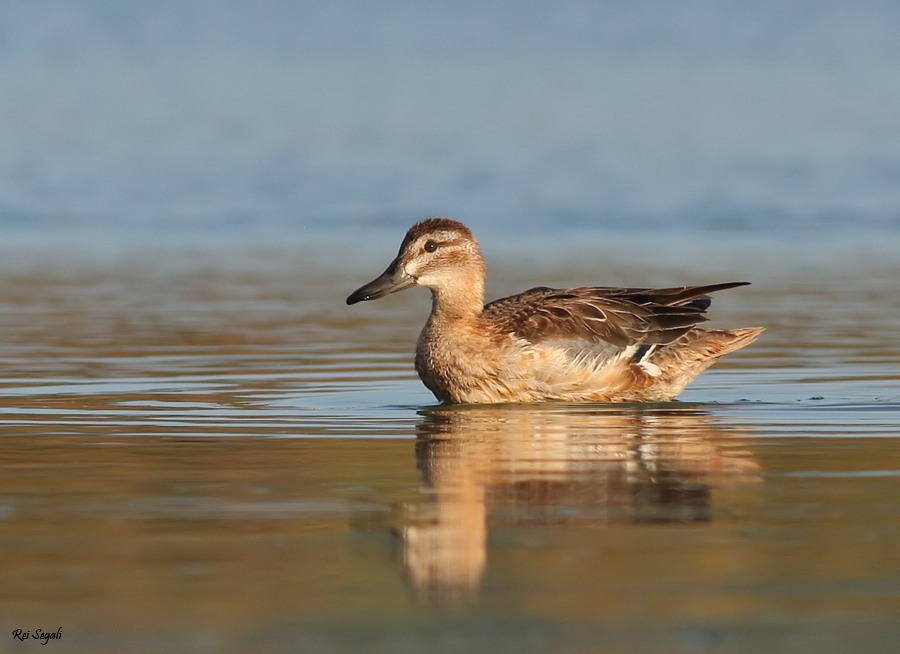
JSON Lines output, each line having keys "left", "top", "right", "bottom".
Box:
{"left": 347, "top": 218, "right": 762, "bottom": 403}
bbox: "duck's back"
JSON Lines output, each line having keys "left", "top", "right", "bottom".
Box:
{"left": 460, "top": 283, "right": 763, "bottom": 403}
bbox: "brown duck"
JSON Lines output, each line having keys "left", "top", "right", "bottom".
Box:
{"left": 347, "top": 218, "right": 763, "bottom": 404}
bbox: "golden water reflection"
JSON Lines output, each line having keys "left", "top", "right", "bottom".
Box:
{"left": 400, "top": 405, "right": 760, "bottom": 603}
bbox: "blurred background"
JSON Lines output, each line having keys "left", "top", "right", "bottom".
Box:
{"left": 2, "top": 0, "right": 899, "bottom": 252}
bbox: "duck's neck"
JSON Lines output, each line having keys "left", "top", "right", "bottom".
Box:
{"left": 428, "top": 265, "right": 486, "bottom": 327}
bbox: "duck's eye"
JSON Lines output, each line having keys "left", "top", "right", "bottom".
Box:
{"left": 423, "top": 240, "right": 438, "bottom": 253}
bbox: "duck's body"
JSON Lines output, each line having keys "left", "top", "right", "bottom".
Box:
{"left": 347, "top": 218, "right": 763, "bottom": 404}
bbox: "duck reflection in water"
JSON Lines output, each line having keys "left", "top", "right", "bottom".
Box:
{"left": 398, "top": 404, "right": 759, "bottom": 604}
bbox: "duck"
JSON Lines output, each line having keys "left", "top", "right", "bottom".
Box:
{"left": 347, "top": 218, "right": 763, "bottom": 404}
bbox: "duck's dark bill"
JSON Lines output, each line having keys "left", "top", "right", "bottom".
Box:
{"left": 346, "top": 258, "right": 416, "bottom": 304}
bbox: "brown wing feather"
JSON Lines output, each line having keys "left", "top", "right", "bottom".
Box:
{"left": 483, "top": 282, "right": 749, "bottom": 348}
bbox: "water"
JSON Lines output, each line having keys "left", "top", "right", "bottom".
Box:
{"left": 4, "top": 1, "right": 900, "bottom": 228}
{"left": 0, "top": 231, "right": 898, "bottom": 653}
{"left": 2, "top": 2, "right": 900, "bottom": 653}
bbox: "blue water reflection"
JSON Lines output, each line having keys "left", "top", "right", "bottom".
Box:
{"left": 2, "top": 1, "right": 900, "bottom": 237}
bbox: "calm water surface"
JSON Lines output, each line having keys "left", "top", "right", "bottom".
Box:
{"left": 0, "top": 232, "right": 898, "bottom": 653}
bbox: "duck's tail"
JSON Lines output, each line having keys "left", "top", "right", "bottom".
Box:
{"left": 649, "top": 326, "right": 765, "bottom": 399}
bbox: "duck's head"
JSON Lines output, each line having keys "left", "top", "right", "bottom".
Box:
{"left": 346, "top": 217, "right": 485, "bottom": 305}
